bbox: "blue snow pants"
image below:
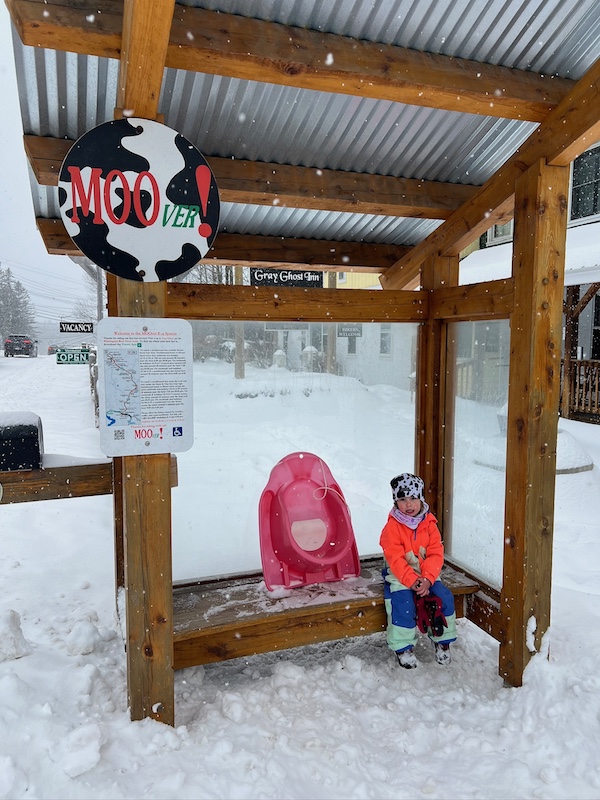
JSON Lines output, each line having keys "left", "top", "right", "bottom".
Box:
{"left": 383, "top": 567, "right": 457, "bottom": 653}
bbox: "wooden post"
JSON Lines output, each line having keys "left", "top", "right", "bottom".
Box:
{"left": 109, "top": 0, "right": 177, "bottom": 726}
{"left": 416, "top": 254, "right": 458, "bottom": 518}
{"left": 561, "top": 285, "right": 579, "bottom": 418}
{"left": 115, "top": 280, "right": 174, "bottom": 725}
{"left": 501, "top": 159, "right": 569, "bottom": 686}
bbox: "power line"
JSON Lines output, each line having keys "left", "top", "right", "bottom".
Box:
{"left": 1, "top": 257, "right": 91, "bottom": 298}
{"left": 1, "top": 257, "right": 95, "bottom": 323}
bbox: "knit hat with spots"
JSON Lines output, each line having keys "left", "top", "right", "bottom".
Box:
{"left": 390, "top": 473, "right": 424, "bottom": 503}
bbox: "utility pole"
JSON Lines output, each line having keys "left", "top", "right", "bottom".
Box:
{"left": 234, "top": 266, "right": 245, "bottom": 379}
{"left": 326, "top": 271, "right": 337, "bottom": 373}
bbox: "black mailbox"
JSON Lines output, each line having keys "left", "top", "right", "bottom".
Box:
{"left": 0, "top": 413, "right": 44, "bottom": 471}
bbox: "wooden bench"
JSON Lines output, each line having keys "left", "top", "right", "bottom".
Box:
{"left": 172, "top": 557, "right": 479, "bottom": 669}
{"left": 0, "top": 456, "right": 178, "bottom": 504}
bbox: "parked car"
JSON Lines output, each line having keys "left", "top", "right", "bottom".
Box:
{"left": 3, "top": 334, "right": 38, "bottom": 357}
{"left": 47, "top": 344, "right": 58, "bottom": 355}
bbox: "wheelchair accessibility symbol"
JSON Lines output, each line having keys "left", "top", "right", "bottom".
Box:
{"left": 172, "top": 426, "right": 183, "bottom": 437}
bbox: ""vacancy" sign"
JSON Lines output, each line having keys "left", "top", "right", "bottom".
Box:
{"left": 59, "top": 321, "right": 94, "bottom": 333}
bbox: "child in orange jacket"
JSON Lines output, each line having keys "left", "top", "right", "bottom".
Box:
{"left": 380, "top": 473, "right": 457, "bottom": 669}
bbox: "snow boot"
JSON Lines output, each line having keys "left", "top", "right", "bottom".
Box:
{"left": 396, "top": 648, "right": 418, "bottom": 669}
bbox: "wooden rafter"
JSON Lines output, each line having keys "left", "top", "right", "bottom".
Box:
{"left": 35, "top": 217, "right": 409, "bottom": 272}
{"left": 572, "top": 282, "right": 600, "bottom": 319}
{"left": 6, "top": 0, "right": 573, "bottom": 122}
{"left": 381, "top": 55, "right": 600, "bottom": 290}
{"left": 24, "top": 134, "right": 476, "bottom": 220}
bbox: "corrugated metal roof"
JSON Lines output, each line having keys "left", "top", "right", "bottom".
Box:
{"left": 158, "top": 69, "right": 537, "bottom": 182}
{"left": 9, "top": 0, "right": 600, "bottom": 249}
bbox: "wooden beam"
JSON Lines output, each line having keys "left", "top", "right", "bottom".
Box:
{"left": 381, "top": 55, "right": 600, "bottom": 290}
{"left": 430, "top": 278, "right": 515, "bottom": 321}
{"left": 416, "top": 255, "right": 458, "bottom": 517}
{"left": 35, "top": 217, "right": 409, "bottom": 272}
{"left": 572, "top": 282, "right": 600, "bottom": 320}
{"left": 500, "top": 159, "right": 570, "bottom": 687}
{"left": 5, "top": 0, "right": 123, "bottom": 58}
{"left": 202, "top": 234, "right": 409, "bottom": 272}
{"left": 0, "top": 461, "right": 112, "bottom": 503}
{"left": 36, "top": 218, "right": 82, "bottom": 256}
{"left": 466, "top": 593, "right": 503, "bottom": 643}
{"left": 0, "top": 457, "right": 177, "bottom": 505}
{"left": 443, "top": 558, "right": 503, "bottom": 642}
{"left": 24, "top": 134, "right": 477, "bottom": 220}
{"left": 200, "top": 157, "right": 476, "bottom": 220}
{"left": 117, "top": 0, "right": 175, "bottom": 119}
{"left": 6, "top": 1, "right": 573, "bottom": 122}
{"left": 169, "top": 7, "right": 570, "bottom": 122}
{"left": 165, "top": 283, "right": 428, "bottom": 323}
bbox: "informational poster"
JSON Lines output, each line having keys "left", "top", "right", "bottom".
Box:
{"left": 96, "top": 318, "right": 194, "bottom": 456}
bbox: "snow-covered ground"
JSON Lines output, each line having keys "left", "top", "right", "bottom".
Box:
{"left": 0, "top": 354, "right": 600, "bottom": 799}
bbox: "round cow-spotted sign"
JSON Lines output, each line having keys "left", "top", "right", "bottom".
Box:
{"left": 58, "top": 118, "right": 220, "bottom": 282}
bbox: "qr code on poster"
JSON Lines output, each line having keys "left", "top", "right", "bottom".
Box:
{"left": 113, "top": 429, "right": 125, "bottom": 440}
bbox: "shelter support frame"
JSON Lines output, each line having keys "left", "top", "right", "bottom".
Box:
{"left": 108, "top": 154, "right": 567, "bottom": 718}
{"left": 108, "top": 155, "right": 569, "bottom": 716}
{"left": 500, "top": 159, "right": 570, "bottom": 685}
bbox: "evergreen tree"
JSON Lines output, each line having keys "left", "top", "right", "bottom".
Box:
{"left": 0, "top": 266, "right": 37, "bottom": 340}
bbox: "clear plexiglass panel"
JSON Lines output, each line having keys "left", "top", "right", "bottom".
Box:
{"left": 443, "top": 319, "right": 510, "bottom": 589}
{"left": 172, "top": 320, "right": 418, "bottom": 581}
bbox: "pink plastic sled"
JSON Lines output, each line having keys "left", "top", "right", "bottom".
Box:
{"left": 259, "top": 451, "right": 360, "bottom": 590}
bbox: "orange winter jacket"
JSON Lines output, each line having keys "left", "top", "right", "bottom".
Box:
{"left": 379, "top": 511, "right": 444, "bottom": 589}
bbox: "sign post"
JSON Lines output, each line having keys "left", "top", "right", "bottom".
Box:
{"left": 58, "top": 117, "right": 219, "bottom": 724}
{"left": 58, "top": 117, "right": 219, "bottom": 728}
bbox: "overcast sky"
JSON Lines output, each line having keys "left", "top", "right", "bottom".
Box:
{"left": 0, "top": 4, "right": 90, "bottom": 324}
